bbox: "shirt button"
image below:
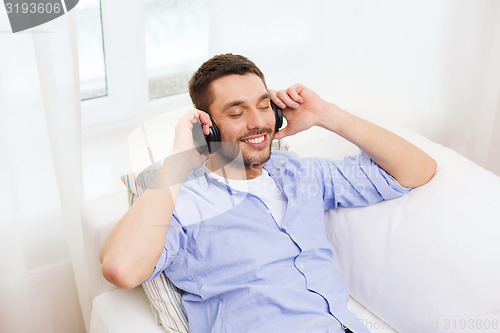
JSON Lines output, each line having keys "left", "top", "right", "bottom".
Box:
{"left": 265, "top": 209, "right": 271, "bottom": 214}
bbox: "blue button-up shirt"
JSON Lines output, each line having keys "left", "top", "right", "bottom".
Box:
{"left": 148, "top": 151, "right": 410, "bottom": 332}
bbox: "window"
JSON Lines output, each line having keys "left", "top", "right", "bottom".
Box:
{"left": 77, "top": 0, "right": 209, "bottom": 126}
{"left": 144, "top": 0, "right": 210, "bottom": 100}
{"left": 76, "top": 0, "right": 107, "bottom": 101}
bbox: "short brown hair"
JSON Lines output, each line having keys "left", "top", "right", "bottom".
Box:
{"left": 188, "top": 54, "right": 266, "bottom": 114}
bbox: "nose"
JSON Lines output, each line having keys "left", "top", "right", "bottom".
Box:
{"left": 246, "top": 107, "right": 266, "bottom": 130}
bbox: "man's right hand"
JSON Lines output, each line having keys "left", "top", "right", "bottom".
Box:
{"left": 169, "top": 108, "right": 212, "bottom": 172}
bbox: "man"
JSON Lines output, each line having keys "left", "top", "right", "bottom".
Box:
{"left": 100, "top": 54, "right": 437, "bottom": 332}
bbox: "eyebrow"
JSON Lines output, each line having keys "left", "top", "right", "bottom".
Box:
{"left": 222, "top": 93, "right": 270, "bottom": 113}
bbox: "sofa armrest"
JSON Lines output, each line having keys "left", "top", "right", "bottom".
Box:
{"left": 81, "top": 192, "right": 130, "bottom": 314}
{"left": 90, "top": 287, "right": 164, "bottom": 333}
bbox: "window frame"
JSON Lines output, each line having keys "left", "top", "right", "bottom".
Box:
{"left": 81, "top": 0, "right": 193, "bottom": 132}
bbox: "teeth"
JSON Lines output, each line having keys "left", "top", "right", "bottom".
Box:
{"left": 243, "top": 135, "right": 265, "bottom": 144}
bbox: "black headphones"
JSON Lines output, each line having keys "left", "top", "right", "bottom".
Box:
{"left": 193, "top": 101, "right": 283, "bottom": 154}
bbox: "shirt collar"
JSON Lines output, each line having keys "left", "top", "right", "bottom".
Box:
{"left": 189, "top": 151, "right": 292, "bottom": 192}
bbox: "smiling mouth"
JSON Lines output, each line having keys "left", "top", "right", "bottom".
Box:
{"left": 242, "top": 135, "right": 266, "bottom": 144}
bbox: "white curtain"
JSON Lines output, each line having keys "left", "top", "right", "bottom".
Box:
{"left": 209, "top": 0, "right": 500, "bottom": 176}
{"left": 0, "top": 11, "right": 86, "bottom": 333}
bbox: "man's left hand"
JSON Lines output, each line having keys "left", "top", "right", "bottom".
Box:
{"left": 269, "top": 84, "right": 332, "bottom": 140}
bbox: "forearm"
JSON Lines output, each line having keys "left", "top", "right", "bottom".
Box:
{"left": 100, "top": 158, "right": 189, "bottom": 289}
{"left": 319, "top": 103, "right": 437, "bottom": 188}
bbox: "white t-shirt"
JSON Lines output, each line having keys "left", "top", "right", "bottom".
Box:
{"left": 201, "top": 164, "right": 287, "bottom": 228}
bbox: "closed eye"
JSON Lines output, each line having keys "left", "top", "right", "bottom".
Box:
{"left": 258, "top": 102, "right": 271, "bottom": 110}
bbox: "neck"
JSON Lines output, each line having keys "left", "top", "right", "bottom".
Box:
{"left": 206, "top": 154, "right": 263, "bottom": 180}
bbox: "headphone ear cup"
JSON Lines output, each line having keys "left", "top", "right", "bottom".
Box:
{"left": 205, "top": 121, "right": 221, "bottom": 154}
{"left": 271, "top": 101, "right": 283, "bottom": 133}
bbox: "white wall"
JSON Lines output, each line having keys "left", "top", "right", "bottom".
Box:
{"left": 207, "top": 0, "right": 500, "bottom": 176}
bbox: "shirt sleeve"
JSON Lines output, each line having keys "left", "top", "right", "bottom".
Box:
{"left": 308, "top": 151, "right": 412, "bottom": 210}
{"left": 144, "top": 213, "right": 187, "bottom": 282}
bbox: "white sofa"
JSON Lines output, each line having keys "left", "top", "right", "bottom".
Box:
{"left": 83, "top": 109, "right": 500, "bottom": 333}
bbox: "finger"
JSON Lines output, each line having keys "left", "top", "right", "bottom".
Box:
{"left": 183, "top": 109, "right": 198, "bottom": 123}
{"left": 198, "top": 110, "right": 211, "bottom": 125}
{"left": 287, "top": 84, "right": 304, "bottom": 104}
{"left": 268, "top": 89, "right": 286, "bottom": 109}
{"left": 203, "top": 123, "right": 212, "bottom": 135}
{"left": 198, "top": 112, "right": 213, "bottom": 135}
{"left": 189, "top": 109, "right": 212, "bottom": 135}
{"left": 273, "top": 126, "right": 289, "bottom": 140}
{"left": 277, "top": 90, "right": 300, "bottom": 109}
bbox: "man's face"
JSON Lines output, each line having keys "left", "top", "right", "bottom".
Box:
{"left": 209, "top": 73, "right": 275, "bottom": 166}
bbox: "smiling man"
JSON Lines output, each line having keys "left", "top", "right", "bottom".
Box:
{"left": 100, "top": 54, "right": 437, "bottom": 332}
{"left": 188, "top": 56, "right": 279, "bottom": 179}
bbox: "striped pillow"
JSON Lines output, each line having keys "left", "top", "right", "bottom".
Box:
{"left": 142, "top": 272, "right": 189, "bottom": 333}
{"left": 120, "top": 170, "right": 190, "bottom": 333}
